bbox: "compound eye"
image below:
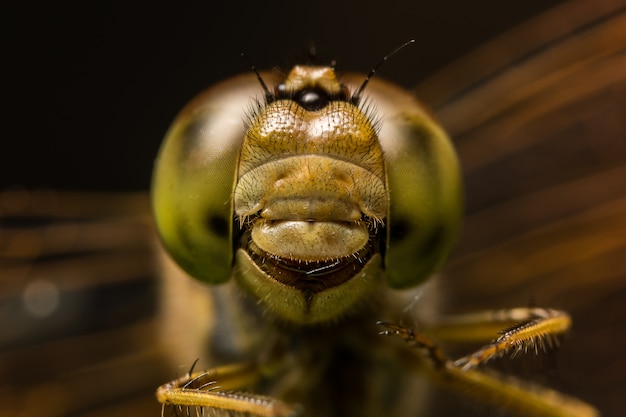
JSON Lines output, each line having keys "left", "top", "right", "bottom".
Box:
{"left": 295, "top": 88, "right": 329, "bottom": 111}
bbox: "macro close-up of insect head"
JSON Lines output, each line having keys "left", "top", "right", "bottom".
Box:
{"left": 2, "top": 1, "right": 625, "bottom": 417}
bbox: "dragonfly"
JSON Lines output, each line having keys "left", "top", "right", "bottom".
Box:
{"left": 1, "top": 1, "right": 624, "bottom": 416}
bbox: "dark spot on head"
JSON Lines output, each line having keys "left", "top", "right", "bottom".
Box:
{"left": 295, "top": 88, "right": 329, "bottom": 111}
{"left": 206, "top": 214, "right": 229, "bottom": 238}
{"left": 390, "top": 219, "right": 446, "bottom": 256}
{"left": 389, "top": 218, "right": 412, "bottom": 242}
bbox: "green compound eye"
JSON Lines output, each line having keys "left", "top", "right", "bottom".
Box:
{"left": 151, "top": 66, "right": 463, "bottom": 324}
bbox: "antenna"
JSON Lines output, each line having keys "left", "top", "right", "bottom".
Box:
{"left": 352, "top": 39, "right": 416, "bottom": 102}
{"left": 241, "top": 52, "right": 274, "bottom": 100}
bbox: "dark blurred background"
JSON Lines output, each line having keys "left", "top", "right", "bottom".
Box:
{"left": 3, "top": 0, "right": 564, "bottom": 192}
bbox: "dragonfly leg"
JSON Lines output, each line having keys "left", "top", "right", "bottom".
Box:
{"left": 378, "top": 312, "right": 598, "bottom": 417}
{"left": 156, "top": 362, "right": 299, "bottom": 417}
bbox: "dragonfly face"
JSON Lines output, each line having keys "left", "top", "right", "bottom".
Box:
{"left": 151, "top": 64, "right": 463, "bottom": 325}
